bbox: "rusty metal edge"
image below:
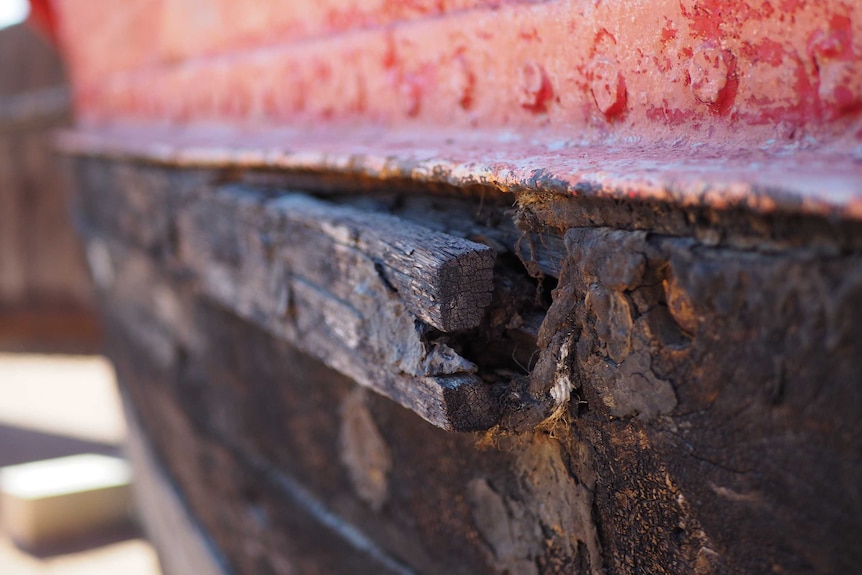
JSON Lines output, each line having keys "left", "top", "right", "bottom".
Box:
{"left": 56, "top": 124, "right": 862, "bottom": 221}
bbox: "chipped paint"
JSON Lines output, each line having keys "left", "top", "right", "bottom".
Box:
{"left": 47, "top": 0, "right": 862, "bottom": 219}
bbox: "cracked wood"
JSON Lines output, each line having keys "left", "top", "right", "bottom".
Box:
{"left": 69, "top": 158, "right": 862, "bottom": 575}
{"left": 81, "top": 183, "right": 498, "bottom": 431}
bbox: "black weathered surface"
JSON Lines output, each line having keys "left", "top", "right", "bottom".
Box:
{"left": 73, "top": 166, "right": 498, "bottom": 431}
{"left": 274, "top": 193, "right": 496, "bottom": 331}
{"left": 70, "top": 158, "right": 862, "bottom": 575}
{"left": 105, "top": 292, "right": 586, "bottom": 575}
{"left": 516, "top": 227, "right": 862, "bottom": 574}
{"left": 181, "top": 188, "right": 499, "bottom": 431}
{"left": 113, "top": 332, "right": 417, "bottom": 575}
{"left": 179, "top": 187, "right": 495, "bottom": 332}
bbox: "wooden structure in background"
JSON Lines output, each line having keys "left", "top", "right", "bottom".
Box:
{"left": 0, "top": 23, "right": 96, "bottom": 352}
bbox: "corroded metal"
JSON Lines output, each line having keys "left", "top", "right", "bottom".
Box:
{"left": 49, "top": 0, "right": 862, "bottom": 220}
{"left": 57, "top": 124, "right": 862, "bottom": 220}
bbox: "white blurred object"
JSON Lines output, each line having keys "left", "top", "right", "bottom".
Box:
{"left": 0, "top": 454, "right": 133, "bottom": 549}
{"left": 0, "top": 0, "right": 29, "bottom": 30}
{"left": 0, "top": 353, "right": 125, "bottom": 444}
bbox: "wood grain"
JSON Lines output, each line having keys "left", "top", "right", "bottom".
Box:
{"left": 267, "top": 191, "right": 495, "bottom": 332}
{"left": 78, "top": 183, "right": 500, "bottom": 431}
{"left": 69, "top": 158, "right": 862, "bottom": 574}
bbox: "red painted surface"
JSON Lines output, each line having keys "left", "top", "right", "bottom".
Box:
{"left": 48, "top": 0, "right": 862, "bottom": 216}
{"left": 51, "top": 0, "right": 532, "bottom": 86}
{"left": 28, "top": 0, "right": 59, "bottom": 44}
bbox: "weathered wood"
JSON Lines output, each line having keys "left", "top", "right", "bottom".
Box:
{"left": 70, "top": 158, "right": 862, "bottom": 575}
{"left": 123, "top": 396, "right": 233, "bottom": 575}
{"left": 76, "top": 183, "right": 499, "bottom": 431}
{"left": 0, "top": 24, "right": 65, "bottom": 97}
{"left": 178, "top": 186, "right": 495, "bottom": 333}
{"left": 104, "top": 245, "right": 862, "bottom": 574}
{"left": 175, "top": 187, "right": 497, "bottom": 430}
{"left": 0, "top": 125, "right": 90, "bottom": 315}
{"left": 0, "top": 308, "right": 100, "bottom": 353}
{"left": 106, "top": 296, "right": 487, "bottom": 575}
{"left": 507, "top": 226, "right": 862, "bottom": 574}
{"left": 270, "top": 191, "right": 495, "bottom": 332}
{"left": 352, "top": 194, "right": 566, "bottom": 280}
{"left": 113, "top": 317, "right": 420, "bottom": 575}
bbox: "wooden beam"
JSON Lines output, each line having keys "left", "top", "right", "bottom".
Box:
{"left": 82, "top": 187, "right": 501, "bottom": 431}
{"left": 189, "top": 187, "right": 496, "bottom": 333}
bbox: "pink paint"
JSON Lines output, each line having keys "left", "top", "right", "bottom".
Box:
{"left": 48, "top": 0, "right": 861, "bottom": 145}
{"left": 42, "top": 0, "right": 862, "bottom": 216}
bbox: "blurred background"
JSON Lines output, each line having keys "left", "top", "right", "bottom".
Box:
{"left": 0, "top": 1, "right": 161, "bottom": 572}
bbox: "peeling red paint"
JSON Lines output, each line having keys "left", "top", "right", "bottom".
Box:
{"left": 661, "top": 20, "right": 678, "bottom": 45}
{"left": 749, "top": 38, "right": 785, "bottom": 67}
{"left": 48, "top": 0, "right": 862, "bottom": 144}
{"left": 43, "top": 0, "right": 862, "bottom": 217}
{"left": 809, "top": 24, "right": 853, "bottom": 63}
{"left": 518, "top": 62, "right": 552, "bottom": 113}
{"left": 689, "top": 44, "right": 733, "bottom": 106}
{"left": 589, "top": 60, "right": 626, "bottom": 118}
{"left": 680, "top": 0, "right": 724, "bottom": 41}
{"left": 778, "top": 0, "right": 802, "bottom": 14}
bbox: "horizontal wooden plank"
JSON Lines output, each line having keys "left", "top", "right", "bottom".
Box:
{"left": 175, "top": 186, "right": 496, "bottom": 332}
{"left": 254, "top": 189, "right": 495, "bottom": 332}
{"left": 85, "top": 193, "right": 501, "bottom": 429}
{"left": 0, "top": 87, "right": 69, "bottom": 131}
{"left": 123, "top": 396, "right": 231, "bottom": 575}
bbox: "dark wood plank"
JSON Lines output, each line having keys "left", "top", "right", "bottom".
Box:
{"left": 84, "top": 223, "right": 498, "bottom": 431}
{"left": 70, "top": 158, "right": 862, "bottom": 575}
{"left": 264, "top": 192, "right": 496, "bottom": 332}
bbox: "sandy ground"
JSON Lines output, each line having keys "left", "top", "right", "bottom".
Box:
{"left": 0, "top": 353, "right": 163, "bottom": 575}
